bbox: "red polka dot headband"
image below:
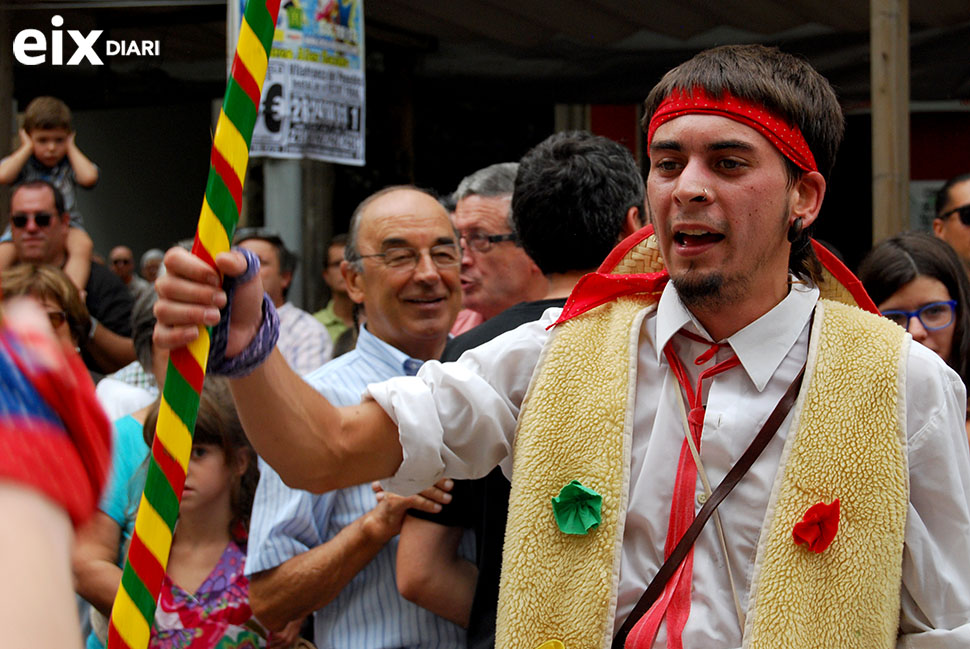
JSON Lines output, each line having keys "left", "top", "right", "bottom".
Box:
{"left": 647, "top": 87, "right": 818, "bottom": 173}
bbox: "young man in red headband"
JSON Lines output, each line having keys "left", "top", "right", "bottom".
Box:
{"left": 155, "top": 45, "right": 970, "bottom": 648}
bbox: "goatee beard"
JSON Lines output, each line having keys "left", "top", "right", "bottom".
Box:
{"left": 671, "top": 272, "right": 737, "bottom": 310}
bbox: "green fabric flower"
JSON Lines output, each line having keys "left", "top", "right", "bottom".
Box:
{"left": 551, "top": 480, "right": 602, "bottom": 535}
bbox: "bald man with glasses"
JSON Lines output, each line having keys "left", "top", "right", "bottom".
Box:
{"left": 238, "top": 185, "right": 469, "bottom": 649}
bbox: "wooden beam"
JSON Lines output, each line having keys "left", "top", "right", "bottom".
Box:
{"left": 870, "top": 0, "right": 910, "bottom": 243}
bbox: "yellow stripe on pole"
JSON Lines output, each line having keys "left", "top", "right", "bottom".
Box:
{"left": 237, "top": 18, "right": 269, "bottom": 85}
{"left": 113, "top": 587, "right": 152, "bottom": 649}
{"left": 187, "top": 327, "right": 212, "bottom": 373}
{"left": 156, "top": 400, "right": 193, "bottom": 474}
{"left": 132, "top": 496, "right": 175, "bottom": 567}
{"left": 213, "top": 109, "right": 249, "bottom": 185}
{"left": 198, "top": 200, "right": 231, "bottom": 258}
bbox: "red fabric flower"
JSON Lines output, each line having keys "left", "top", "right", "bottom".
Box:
{"left": 792, "top": 499, "right": 840, "bottom": 553}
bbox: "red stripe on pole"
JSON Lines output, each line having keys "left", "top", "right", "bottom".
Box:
{"left": 151, "top": 438, "right": 187, "bottom": 501}
{"left": 191, "top": 236, "right": 218, "bottom": 271}
{"left": 231, "top": 53, "right": 262, "bottom": 108}
{"left": 107, "top": 623, "right": 132, "bottom": 649}
{"left": 170, "top": 347, "right": 205, "bottom": 395}
{"left": 127, "top": 533, "right": 167, "bottom": 602}
{"left": 210, "top": 148, "right": 243, "bottom": 215}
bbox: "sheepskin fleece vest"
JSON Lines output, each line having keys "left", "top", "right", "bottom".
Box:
{"left": 495, "top": 296, "right": 909, "bottom": 649}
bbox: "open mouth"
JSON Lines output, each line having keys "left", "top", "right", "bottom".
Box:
{"left": 673, "top": 229, "right": 725, "bottom": 247}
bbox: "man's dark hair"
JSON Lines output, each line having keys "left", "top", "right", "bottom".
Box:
{"left": 859, "top": 231, "right": 970, "bottom": 388}
{"left": 935, "top": 172, "right": 970, "bottom": 217}
{"left": 643, "top": 44, "right": 844, "bottom": 181}
{"left": 11, "top": 179, "right": 66, "bottom": 216}
{"left": 643, "top": 44, "right": 845, "bottom": 285}
{"left": 327, "top": 233, "right": 349, "bottom": 250}
{"left": 511, "top": 131, "right": 645, "bottom": 275}
{"left": 233, "top": 227, "right": 297, "bottom": 298}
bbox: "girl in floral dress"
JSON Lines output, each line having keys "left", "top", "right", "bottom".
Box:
{"left": 142, "top": 378, "right": 265, "bottom": 649}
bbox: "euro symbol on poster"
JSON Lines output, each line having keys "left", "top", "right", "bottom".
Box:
{"left": 262, "top": 83, "right": 285, "bottom": 133}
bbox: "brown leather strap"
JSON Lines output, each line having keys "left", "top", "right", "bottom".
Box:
{"left": 612, "top": 361, "right": 807, "bottom": 649}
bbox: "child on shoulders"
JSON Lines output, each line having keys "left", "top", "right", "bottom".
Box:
{"left": 0, "top": 96, "right": 98, "bottom": 292}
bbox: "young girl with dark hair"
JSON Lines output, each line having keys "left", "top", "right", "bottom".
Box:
{"left": 141, "top": 378, "right": 265, "bottom": 649}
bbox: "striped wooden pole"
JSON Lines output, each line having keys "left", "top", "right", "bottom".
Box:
{"left": 106, "top": 1, "right": 280, "bottom": 647}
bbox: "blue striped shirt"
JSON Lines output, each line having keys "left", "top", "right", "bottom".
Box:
{"left": 246, "top": 326, "right": 467, "bottom": 649}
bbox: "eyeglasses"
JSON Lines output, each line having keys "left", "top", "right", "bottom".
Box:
{"left": 941, "top": 204, "right": 970, "bottom": 226}
{"left": 46, "top": 309, "right": 67, "bottom": 328}
{"left": 881, "top": 300, "right": 957, "bottom": 331}
{"left": 11, "top": 212, "right": 54, "bottom": 228}
{"left": 459, "top": 232, "right": 517, "bottom": 253}
{"left": 355, "top": 244, "right": 461, "bottom": 270}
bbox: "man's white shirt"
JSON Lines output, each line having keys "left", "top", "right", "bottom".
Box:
{"left": 368, "top": 281, "right": 970, "bottom": 648}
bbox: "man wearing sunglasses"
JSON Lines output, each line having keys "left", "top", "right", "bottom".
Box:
{"left": 9, "top": 180, "right": 134, "bottom": 374}
{"left": 108, "top": 245, "right": 152, "bottom": 303}
{"left": 933, "top": 172, "right": 970, "bottom": 270}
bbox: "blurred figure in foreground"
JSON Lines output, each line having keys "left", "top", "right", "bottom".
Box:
{"left": 0, "top": 295, "right": 111, "bottom": 648}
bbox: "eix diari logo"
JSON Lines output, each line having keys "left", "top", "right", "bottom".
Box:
{"left": 13, "top": 15, "right": 161, "bottom": 66}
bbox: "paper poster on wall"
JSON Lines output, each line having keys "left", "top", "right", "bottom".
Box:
{"left": 234, "top": 0, "right": 365, "bottom": 166}
{"left": 910, "top": 180, "right": 945, "bottom": 232}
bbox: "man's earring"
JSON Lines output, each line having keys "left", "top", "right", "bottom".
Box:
{"left": 787, "top": 217, "right": 803, "bottom": 243}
